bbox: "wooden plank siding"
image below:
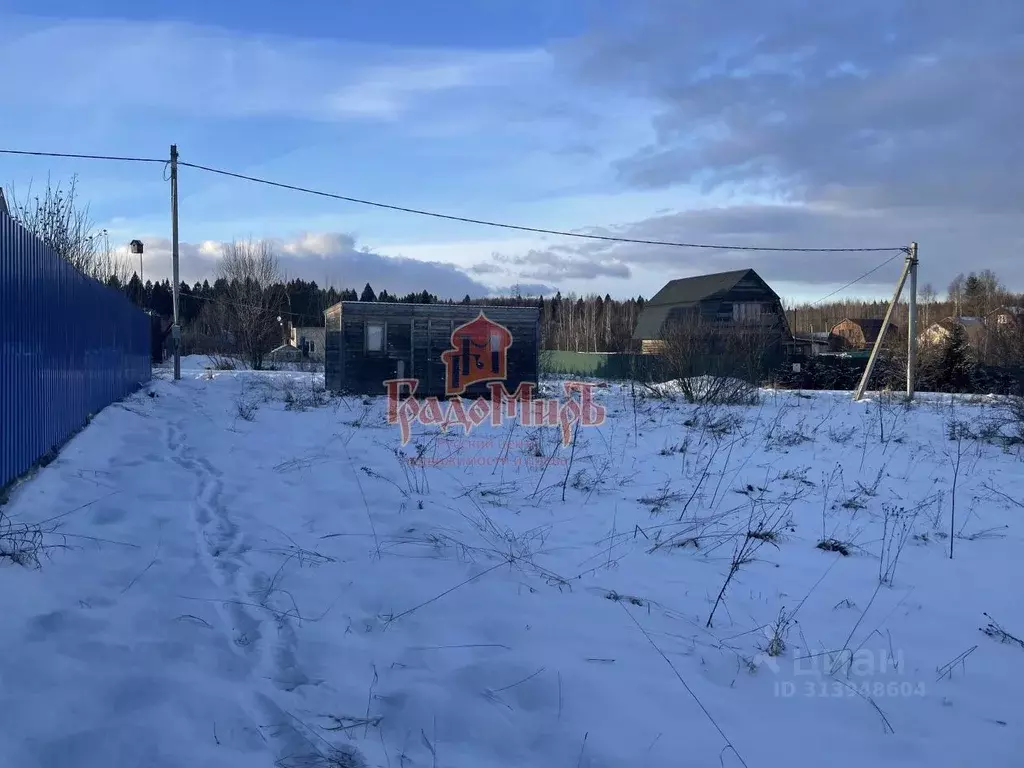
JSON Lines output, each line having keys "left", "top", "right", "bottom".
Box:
{"left": 324, "top": 301, "right": 541, "bottom": 397}
{"left": 634, "top": 269, "right": 790, "bottom": 352}
{"left": 324, "top": 304, "right": 343, "bottom": 391}
{"left": 707, "top": 273, "right": 788, "bottom": 329}
{"left": 830, "top": 319, "right": 869, "bottom": 350}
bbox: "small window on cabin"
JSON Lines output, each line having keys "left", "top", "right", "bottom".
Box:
{"left": 733, "top": 302, "right": 763, "bottom": 323}
{"left": 366, "top": 323, "right": 384, "bottom": 352}
{"left": 308, "top": 341, "right": 315, "bottom": 352}
{"left": 998, "top": 314, "right": 1009, "bottom": 325}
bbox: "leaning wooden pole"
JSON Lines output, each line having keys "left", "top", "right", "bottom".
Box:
{"left": 853, "top": 248, "right": 914, "bottom": 401}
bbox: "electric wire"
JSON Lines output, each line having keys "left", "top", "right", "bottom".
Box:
{"left": 808, "top": 250, "right": 907, "bottom": 306}
{"left": 0, "top": 146, "right": 906, "bottom": 253}
{"left": 180, "top": 159, "right": 905, "bottom": 253}
{"left": 0, "top": 148, "right": 165, "bottom": 164}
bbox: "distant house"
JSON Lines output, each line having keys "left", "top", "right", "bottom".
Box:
{"left": 986, "top": 306, "right": 1024, "bottom": 330}
{"left": 919, "top": 317, "right": 986, "bottom": 347}
{"left": 787, "top": 332, "right": 833, "bottom": 358}
{"left": 633, "top": 268, "right": 790, "bottom": 354}
{"left": 828, "top": 318, "right": 900, "bottom": 351}
{"left": 289, "top": 325, "right": 326, "bottom": 361}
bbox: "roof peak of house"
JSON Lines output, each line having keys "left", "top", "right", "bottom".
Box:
{"left": 634, "top": 268, "right": 782, "bottom": 339}
{"left": 646, "top": 268, "right": 763, "bottom": 307}
{"left": 661, "top": 268, "right": 754, "bottom": 284}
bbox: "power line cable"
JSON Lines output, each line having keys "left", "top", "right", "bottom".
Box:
{"left": 0, "top": 148, "right": 165, "bottom": 164}
{"left": 1, "top": 145, "right": 909, "bottom": 254}
{"left": 140, "top": 252, "right": 910, "bottom": 326}
{"left": 179, "top": 160, "right": 905, "bottom": 253}
{"left": 808, "top": 250, "right": 907, "bottom": 306}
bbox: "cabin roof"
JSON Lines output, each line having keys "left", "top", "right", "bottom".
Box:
{"left": 646, "top": 269, "right": 764, "bottom": 307}
{"left": 633, "top": 268, "right": 777, "bottom": 340}
{"left": 831, "top": 318, "right": 897, "bottom": 344}
{"left": 324, "top": 300, "right": 540, "bottom": 315}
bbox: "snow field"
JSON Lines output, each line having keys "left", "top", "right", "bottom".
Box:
{"left": 1, "top": 365, "right": 1023, "bottom": 767}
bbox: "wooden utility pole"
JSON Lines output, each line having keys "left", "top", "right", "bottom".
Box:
{"left": 853, "top": 246, "right": 915, "bottom": 401}
{"left": 170, "top": 144, "right": 181, "bottom": 381}
{"left": 906, "top": 242, "right": 919, "bottom": 399}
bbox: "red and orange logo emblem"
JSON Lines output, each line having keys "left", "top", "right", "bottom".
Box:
{"left": 440, "top": 312, "right": 513, "bottom": 395}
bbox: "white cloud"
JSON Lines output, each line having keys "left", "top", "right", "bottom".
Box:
{"left": 540, "top": 0, "right": 1024, "bottom": 294}
{"left": 367, "top": 236, "right": 551, "bottom": 270}
{"left": 327, "top": 52, "right": 547, "bottom": 119}
{"left": 20, "top": 4, "right": 1016, "bottom": 304}
{"left": 0, "top": 16, "right": 546, "bottom": 122}
{"left": 121, "top": 231, "right": 548, "bottom": 299}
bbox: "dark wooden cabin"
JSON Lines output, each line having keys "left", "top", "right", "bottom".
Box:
{"left": 324, "top": 301, "right": 541, "bottom": 397}
{"left": 633, "top": 268, "right": 790, "bottom": 354}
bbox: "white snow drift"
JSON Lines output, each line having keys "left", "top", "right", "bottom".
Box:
{"left": 1, "top": 365, "right": 1022, "bottom": 767}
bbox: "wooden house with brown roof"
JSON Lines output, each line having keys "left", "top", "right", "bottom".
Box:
{"left": 987, "top": 306, "right": 1024, "bottom": 331}
{"left": 828, "top": 318, "right": 900, "bottom": 351}
{"left": 633, "top": 269, "right": 790, "bottom": 354}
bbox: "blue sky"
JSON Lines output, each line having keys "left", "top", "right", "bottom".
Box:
{"left": 2, "top": 1, "right": 1021, "bottom": 301}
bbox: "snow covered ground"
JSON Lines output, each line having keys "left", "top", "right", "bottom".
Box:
{"left": 2, "top": 360, "right": 1023, "bottom": 768}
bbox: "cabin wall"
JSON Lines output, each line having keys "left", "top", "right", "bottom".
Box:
{"left": 831, "top": 320, "right": 867, "bottom": 350}
{"left": 324, "top": 303, "right": 540, "bottom": 397}
{"left": 324, "top": 304, "right": 343, "bottom": 391}
{"left": 715, "top": 280, "right": 789, "bottom": 331}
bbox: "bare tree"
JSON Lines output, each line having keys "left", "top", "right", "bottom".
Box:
{"left": 948, "top": 273, "right": 966, "bottom": 316}
{"left": 93, "top": 229, "right": 133, "bottom": 288}
{"left": 7, "top": 175, "right": 130, "bottom": 283}
{"left": 984, "top": 320, "right": 1024, "bottom": 367}
{"left": 974, "top": 269, "right": 1006, "bottom": 312}
{"left": 181, "top": 300, "right": 236, "bottom": 357}
{"left": 217, "top": 239, "right": 286, "bottom": 369}
{"left": 656, "top": 315, "right": 782, "bottom": 403}
{"left": 920, "top": 283, "right": 937, "bottom": 329}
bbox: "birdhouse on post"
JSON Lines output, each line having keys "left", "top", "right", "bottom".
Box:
{"left": 130, "top": 240, "right": 145, "bottom": 283}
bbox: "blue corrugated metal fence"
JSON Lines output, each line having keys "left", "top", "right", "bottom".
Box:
{"left": 1, "top": 215, "right": 151, "bottom": 490}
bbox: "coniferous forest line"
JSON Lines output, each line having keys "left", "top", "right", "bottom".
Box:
{"left": 114, "top": 270, "right": 1023, "bottom": 356}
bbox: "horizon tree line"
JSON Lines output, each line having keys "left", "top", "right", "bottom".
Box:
{"left": 7, "top": 177, "right": 1022, "bottom": 365}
